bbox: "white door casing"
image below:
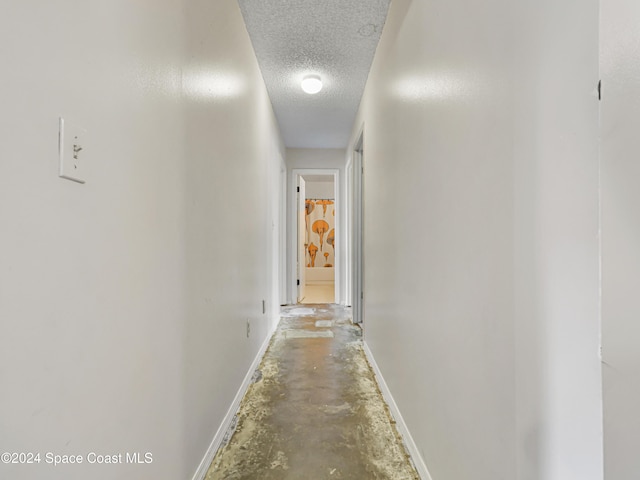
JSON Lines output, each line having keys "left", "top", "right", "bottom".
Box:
{"left": 297, "top": 176, "right": 306, "bottom": 303}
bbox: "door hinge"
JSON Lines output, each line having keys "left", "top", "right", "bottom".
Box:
{"left": 297, "top": 186, "right": 300, "bottom": 193}
{"left": 598, "top": 80, "right": 602, "bottom": 101}
{"left": 297, "top": 279, "right": 300, "bottom": 286}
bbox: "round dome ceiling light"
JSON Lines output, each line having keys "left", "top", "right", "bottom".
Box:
{"left": 301, "top": 74, "right": 323, "bottom": 94}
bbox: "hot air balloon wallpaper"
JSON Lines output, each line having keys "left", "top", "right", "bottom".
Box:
{"left": 305, "top": 198, "right": 335, "bottom": 267}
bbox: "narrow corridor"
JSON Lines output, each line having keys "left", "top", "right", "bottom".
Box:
{"left": 205, "top": 305, "right": 418, "bottom": 480}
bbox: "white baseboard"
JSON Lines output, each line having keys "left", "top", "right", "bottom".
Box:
{"left": 363, "top": 342, "right": 433, "bottom": 480}
{"left": 191, "top": 319, "right": 279, "bottom": 480}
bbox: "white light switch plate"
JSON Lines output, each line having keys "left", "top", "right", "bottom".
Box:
{"left": 59, "top": 117, "right": 86, "bottom": 184}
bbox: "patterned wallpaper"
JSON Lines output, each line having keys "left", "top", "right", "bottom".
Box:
{"left": 305, "top": 198, "right": 335, "bottom": 267}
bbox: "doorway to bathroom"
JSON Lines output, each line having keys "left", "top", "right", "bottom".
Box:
{"left": 290, "top": 169, "right": 340, "bottom": 304}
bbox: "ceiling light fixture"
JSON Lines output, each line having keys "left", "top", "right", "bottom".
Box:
{"left": 301, "top": 74, "right": 323, "bottom": 94}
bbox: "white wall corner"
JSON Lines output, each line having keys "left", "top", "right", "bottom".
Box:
{"left": 190, "top": 321, "right": 279, "bottom": 480}
{"left": 363, "top": 342, "right": 433, "bottom": 480}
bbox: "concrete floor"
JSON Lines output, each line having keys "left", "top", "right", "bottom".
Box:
{"left": 205, "top": 304, "right": 419, "bottom": 480}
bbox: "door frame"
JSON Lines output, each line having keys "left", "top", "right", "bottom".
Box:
{"left": 351, "top": 132, "right": 364, "bottom": 324}
{"left": 297, "top": 176, "right": 307, "bottom": 303}
{"left": 289, "top": 168, "right": 341, "bottom": 304}
{"left": 279, "top": 163, "right": 288, "bottom": 305}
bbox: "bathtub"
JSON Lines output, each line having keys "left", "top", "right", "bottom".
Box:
{"left": 305, "top": 267, "right": 334, "bottom": 285}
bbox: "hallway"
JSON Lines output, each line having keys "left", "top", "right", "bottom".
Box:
{"left": 205, "top": 305, "right": 417, "bottom": 479}
{"left": 2, "top": 0, "right": 640, "bottom": 479}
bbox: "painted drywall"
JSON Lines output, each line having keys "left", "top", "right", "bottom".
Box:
{"left": 286, "top": 149, "right": 345, "bottom": 304}
{"left": 600, "top": 0, "right": 640, "bottom": 478}
{"left": 182, "top": 0, "right": 285, "bottom": 477}
{"left": 287, "top": 149, "right": 346, "bottom": 172}
{"left": 304, "top": 181, "right": 335, "bottom": 199}
{"left": 0, "top": 1, "right": 284, "bottom": 479}
{"left": 348, "top": 1, "right": 517, "bottom": 477}
{"left": 347, "top": 0, "right": 602, "bottom": 479}
{"left": 512, "top": 1, "right": 602, "bottom": 479}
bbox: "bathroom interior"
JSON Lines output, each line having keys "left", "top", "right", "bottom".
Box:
{"left": 300, "top": 174, "right": 335, "bottom": 304}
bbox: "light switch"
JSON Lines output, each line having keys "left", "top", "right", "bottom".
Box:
{"left": 59, "top": 117, "right": 86, "bottom": 184}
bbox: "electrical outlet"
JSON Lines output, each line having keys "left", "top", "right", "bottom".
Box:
{"left": 58, "top": 117, "right": 86, "bottom": 184}
{"left": 246, "top": 319, "right": 250, "bottom": 338}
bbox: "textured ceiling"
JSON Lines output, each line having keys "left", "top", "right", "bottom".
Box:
{"left": 237, "top": 0, "right": 391, "bottom": 148}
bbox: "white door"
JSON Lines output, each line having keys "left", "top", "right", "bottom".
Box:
{"left": 297, "top": 176, "right": 306, "bottom": 303}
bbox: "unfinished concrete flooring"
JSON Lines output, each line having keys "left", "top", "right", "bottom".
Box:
{"left": 205, "top": 304, "right": 419, "bottom": 480}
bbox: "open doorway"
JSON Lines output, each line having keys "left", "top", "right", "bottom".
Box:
{"left": 290, "top": 169, "right": 340, "bottom": 305}
{"left": 301, "top": 174, "right": 336, "bottom": 303}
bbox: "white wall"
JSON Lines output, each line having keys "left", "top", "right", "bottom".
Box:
{"left": 347, "top": 0, "right": 602, "bottom": 479}
{"left": 0, "top": 1, "right": 284, "bottom": 479}
{"left": 182, "top": 0, "right": 285, "bottom": 476}
{"left": 286, "top": 149, "right": 345, "bottom": 303}
{"left": 304, "top": 181, "right": 334, "bottom": 199}
{"left": 348, "top": 1, "right": 516, "bottom": 478}
{"left": 601, "top": 0, "right": 640, "bottom": 478}
{"left": 512, "top": 1, "right": 602, "bottom": 479}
